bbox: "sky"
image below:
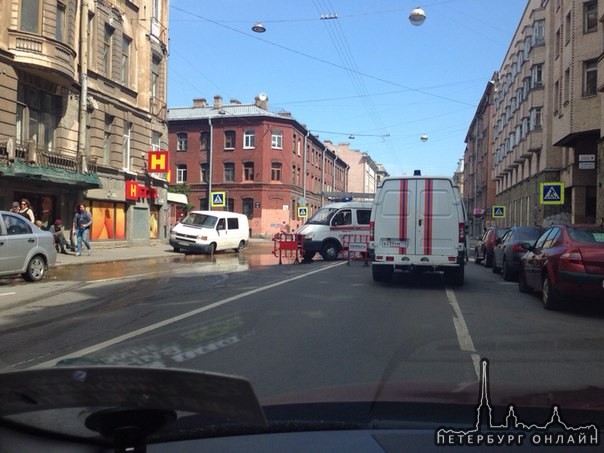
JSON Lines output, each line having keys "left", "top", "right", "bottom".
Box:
{"left": 167, "top": 0, "right": 528, "bottom": 178}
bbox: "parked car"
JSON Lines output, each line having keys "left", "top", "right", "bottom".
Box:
{"left": 474, "top": 226, "right": 510, "bottom": 267}
{"left": 492, "top": 226, "right": 542, "bottom": 281}
{"left": 0, "top": 210, "right": 57, "bottom": 281}
{"left": 518, "top": 224, "right": 604, "bottom": 310}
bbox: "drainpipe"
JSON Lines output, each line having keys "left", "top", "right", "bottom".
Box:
{"left": 78, "top": 0, "right": 89, "bottom": 173}
{"left": 303, "top": 131, "right": 310, "bottom": 200}
{"left": 208, "top": 117, "right": 213, "bottom": 211}
{"left": 321, "top": 147, "right": 325, "bottom": 206}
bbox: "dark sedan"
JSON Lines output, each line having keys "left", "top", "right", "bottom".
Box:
{"left": 474, "top": 226, "right": 510, "bottom": 267}
{"left": 518, "top": 224, "right": 604, "bottom": 310}
{"left": 492, "top": 226, "right": 542, "bottom": 281}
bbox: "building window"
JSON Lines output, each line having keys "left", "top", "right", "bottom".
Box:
{"left": 200, "top": 131, "right": 210, "bottom": 151}
{"left": 271, "top": 162, "right": 282, "bottom": 181}
{"left": 56, "top": 2, "right": 66, "bottom": 42}
{"left": 243, "top": 162, "right": 254, "bottom": 181}
{"left": 103, "top": 115, "right": 113, "bottom": 165}
{"left": 20, "top": 0, "right": 40, "bottom": 33}
{"left": 533, "top": 19, "right": 545, "bottom": 45}
{"left": 199, "top": 198, "right": 209, "bottom": 210}
{"left": 151, "top": 131, "right": 161, "bottom": 151}
{"left": 103, "top": 24, "right": 114, "bottom": 78}
{"left": 584, "top": 1, "right": 598, "bottom": 33}
{"left": 242, "top": 198, "right": 253, "bottom": 218}
{"left": 176, "top": 164, "right": 187, "bottom": 183}
{"left": 224, "top": 130, "right": 235, "bottom": 150}
{"left": 224, "top": 163, "right": 235, "bottom": 181}
{"left": 151, "top": 56, "right": 160, "bottom": 99}
{"left": 271, "top": 130, "right": 283, "bottom": 149}
{"left": 122, "top": 121, "right": 131, "bottom": 169}
{"left": 583, "top": 60, "right": 597, "bottom": 97}
{"left": 200, "top": 163, "right": 208, "bottom": 183}
{"left": 529, "top": 107, "right": 542, "bottom": 130}
{"left": 531, "top": 64, "right": 543, "bottom": 88}
{"left": 565, "top": 12, "right": 571, "bottom": 44}
{"left": 176, "top": 133, "right": 187, "bottom": 151}
{"left": 564, "top": 67, "right": 570, "bottom": 104}
{"left": 121, "top": 36, "right": 131, "bottom": 86}
{"left": 243, "top": 130, "right": 255, "bottom": 149}
{"left": 87, "top": 13, "right": 95, "bottom": 68}
{"left": 16, "top": 84, "right": 60, "bottom": 151}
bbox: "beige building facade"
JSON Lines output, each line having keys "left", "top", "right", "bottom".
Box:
{"left": 490, "top": 0, "right": 601, "bottom": 228}
{"left": 0, "top": 0, "right": 170, "bottom": 242}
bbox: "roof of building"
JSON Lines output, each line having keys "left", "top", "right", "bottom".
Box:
{"left": 167, "top": 104, "right": 284, "bottom": 121}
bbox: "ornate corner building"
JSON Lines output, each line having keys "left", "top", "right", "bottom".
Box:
{"left": 0, "top": 0, "right": 170, "bottom": 243}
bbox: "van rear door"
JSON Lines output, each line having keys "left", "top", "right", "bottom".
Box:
{"left": 376, "top": 178, "right": 458, "bottom": 256}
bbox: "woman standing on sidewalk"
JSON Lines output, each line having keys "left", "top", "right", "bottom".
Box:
{"left": 72, "top": 204, "right": 92, "bottom": 256}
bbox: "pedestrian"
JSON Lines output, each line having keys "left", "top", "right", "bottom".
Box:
{"left": 17, "top": 199, "right": 35, "bottom": 222}
{"left": 51, "top": 219, "right": 70, "bottom": 254}
{"left": 9, "top": 201, "right": 19, "bottom": 213}
{"left": 72, "top": 203, "right": 92, "bottom": 256}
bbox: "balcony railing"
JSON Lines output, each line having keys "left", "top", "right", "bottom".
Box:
{"left": 0, "top": 138, "right": 97, "bottom": 173}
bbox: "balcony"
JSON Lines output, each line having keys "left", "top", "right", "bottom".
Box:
{"left": 0, "top": 138, "right": 100, "bottom": 188}
{"left": 8, "top": 29, "right": 76, "bottom": 84}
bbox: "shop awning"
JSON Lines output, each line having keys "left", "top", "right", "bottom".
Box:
{"left": 167, "top": 192, "right": 188, "bottom": 204}
{"left": 0, "top": 160, "right": 102, "bottom": 189}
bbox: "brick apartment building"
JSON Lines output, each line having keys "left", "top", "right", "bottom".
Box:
{"left": 465, "top": 0, "right": 603, "bottom": 229}
{"left": 166, "top": 96, "right": 349, "bottom": 237}
{"left": 0, "top": 0, "right": 170, "bottom": 243}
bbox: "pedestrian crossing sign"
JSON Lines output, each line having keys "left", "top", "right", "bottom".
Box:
{"left": 539, "top": 182, "right": 564, "bottom": 205}
{"left": 211, "top": 191, "right": 226, "bottom": 207}
{"left": 297, "top": 206, "right": 308, "bottom": 218}
{"left": 492, "top": 206, "right": 506, "bottom": 218}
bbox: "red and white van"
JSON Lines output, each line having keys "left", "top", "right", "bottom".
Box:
{"left": 369, "top": 175, "right": 467, "bottom": 285}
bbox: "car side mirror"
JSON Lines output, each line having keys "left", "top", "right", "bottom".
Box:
{"left": 519, "top": 242, "right": 534, "bottom": 252}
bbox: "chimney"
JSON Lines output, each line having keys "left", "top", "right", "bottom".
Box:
{"left": 229, "top": 98, "right": 241, "bottom": 105}
{"left": 254, "top": 94, "right": 268, "bottom": 110}
{"left": 277, "top": 111, "right": 292, "bottom": 118}
{"left": 193, "top": 98, "right": 207, "bottom": 108}
{"left": 213, "top": 95, "right": 223, "bottom": 109}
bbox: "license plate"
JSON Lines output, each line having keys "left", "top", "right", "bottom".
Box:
{"left": 381, "top": 239, "right": 408, "bottom": 248}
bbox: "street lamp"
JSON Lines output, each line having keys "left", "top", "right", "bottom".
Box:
{"left": 409, "top": 7, "right": 426, "bottom": 26}
{"left": 251, "top": 22, "right": 266, "bottom": 33}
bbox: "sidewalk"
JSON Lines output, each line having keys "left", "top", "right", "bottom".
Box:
{"left": 55, "top": 238, "right": 273, "bottom": 267}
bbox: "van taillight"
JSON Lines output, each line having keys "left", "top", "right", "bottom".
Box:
{"left": 370, "top": 221, "right": 374, "bottom": 241}
{"left": 458, "top": 223, "right": 465, "bottom": 243}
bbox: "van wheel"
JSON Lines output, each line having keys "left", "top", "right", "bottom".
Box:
{"left": 320, "top": 242, "right": 340, "bottom": 261}
{"left": 234, "top": 240, "right": 246, "bottom": 253}
{"left": 208, "top": 243, "right": 216, "bottom": 255}
{"left": 445, "top": 266, "right": 464, "bottom": 287}
{"left": 372, "top": 265, "right": 393, "bottom": 282}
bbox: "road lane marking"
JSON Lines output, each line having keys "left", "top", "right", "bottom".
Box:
{"left": 31, "top": 261, "right": 347, "bottom": 369}
{"left": 0, "top": 292, "right": 16, "bottom": 298}
{"left": 446, "top": 288, "right": 480, "bottom": 380}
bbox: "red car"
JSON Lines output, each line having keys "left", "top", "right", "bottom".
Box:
{"left": 474, "top": 226, "right": 510, "bottom": 267}
{"left": 518, "top": 224, "right": 604, "bottom": 310}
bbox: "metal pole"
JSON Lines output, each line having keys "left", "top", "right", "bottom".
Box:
{"left": 208, "top": 117, "right": 213, "bottom": 211}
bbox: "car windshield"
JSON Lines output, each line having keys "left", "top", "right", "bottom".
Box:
{"left": 305, "top": 207, "right": 338, "bottom": 225}
{"left": 180, "top": 213, "right": 217, "bottom": 228}
{"left": 4, "top": 0, "right": 604, "bottom": 450}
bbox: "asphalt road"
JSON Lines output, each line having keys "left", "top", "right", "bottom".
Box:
{"left": 1, "top": 255, "right": 604, "bottom": 409}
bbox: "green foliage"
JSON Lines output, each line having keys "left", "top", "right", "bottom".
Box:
{"left": 169, "top": 183, "right": 191, "bottom": 195}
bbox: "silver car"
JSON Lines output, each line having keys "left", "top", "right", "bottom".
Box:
{"left": 0, "top": 210, "right": 57, "bottom": 281}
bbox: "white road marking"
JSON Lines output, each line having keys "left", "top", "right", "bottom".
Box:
{"left": 446, "top": 288, "right": 480, "bottom": 380}
{"left": 32, "top": 262, "right": 346, "bottom": 369}
{"left": 0, "top": 292, "right": 16, "bottom": 298}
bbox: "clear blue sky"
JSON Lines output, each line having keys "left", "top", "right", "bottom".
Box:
{"left": 167, "top": 0, "right": 528, "bottom": 178}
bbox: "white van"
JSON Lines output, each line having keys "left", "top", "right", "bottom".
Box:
{"left": 296, "top": 201, "right": 372, "bottom": 261}
{"left": 169, "top": 211, "right": 249, "bottom": 254}
{"left": 370, "top": 175, "right": 467, "bottom": 285}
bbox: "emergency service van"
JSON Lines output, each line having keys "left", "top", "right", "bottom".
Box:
{"left": 169, "top": 211, "right": 249, "bottom": 254}
{"left": 370, "top": 175, "right": 467, "bottom": 285}
{"left": 296, "top": 201, "right": 372, "bottom": 261}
